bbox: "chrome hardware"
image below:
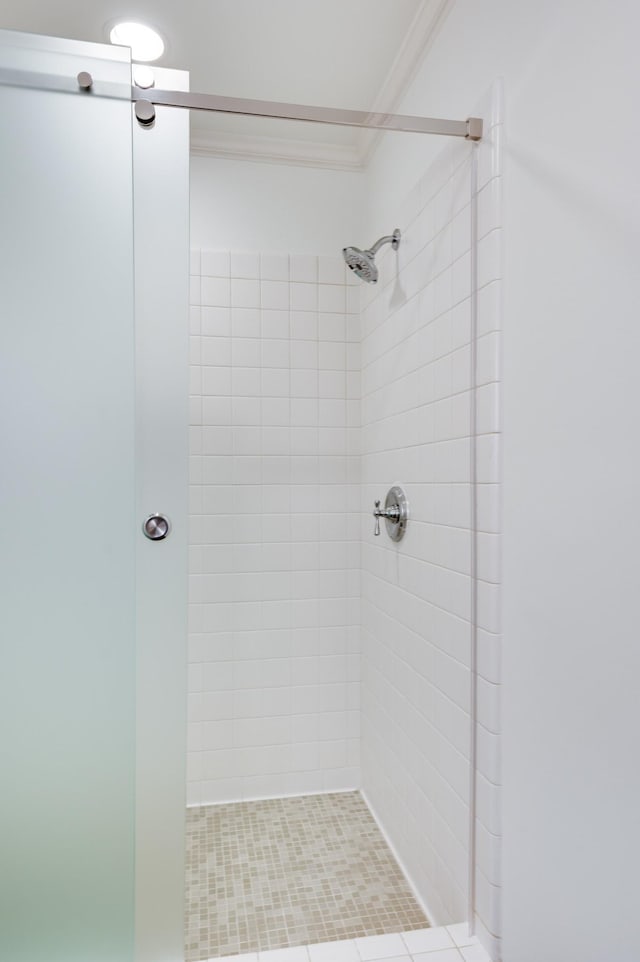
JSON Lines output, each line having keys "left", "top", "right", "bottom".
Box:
{"left": 135, "top": 100, "right": 156, "bottom": 127}
{"left": 372, "top": 486, "right": 409, "bottom": 542}
{"left": 343, "top": 229, "right": 401, "bottom": 284}
{"left": 77, "top": 71, "right": 93, "bottom": 91}
{"left": 142, "top": 513, "right": 170, "bottom": 541}
{"left": 131, "top": 87, "right": 481, "bottom": 140}
{"left": 466, "top": 117, "right": 483, "bottom": 141}
{"left": 374, "top": 501, "right": 381, "bottom": 537}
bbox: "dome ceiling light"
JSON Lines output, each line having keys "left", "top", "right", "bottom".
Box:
{"left": 109, "top": 22, "right": 164, "bottom": 62}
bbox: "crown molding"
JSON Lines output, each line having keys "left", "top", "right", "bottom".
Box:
{"left": 190, "top": 129, "right": 362, "bottom": 171}
{"left": 189, "top": 0, "right": 454, "bottom": 172}
{"left": 356, "top": 0, "right": 454, "bottom": 168}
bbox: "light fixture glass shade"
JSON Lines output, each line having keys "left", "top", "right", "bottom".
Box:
{"left": 110, "top": 22, "right": 164, "bottom": 62}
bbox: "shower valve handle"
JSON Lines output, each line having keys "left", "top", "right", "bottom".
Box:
{"left": 373, "top": 488, "right": 409, "bottom": 542}
{"left": 373, "top": 498, "right": 400, "bottom": 536}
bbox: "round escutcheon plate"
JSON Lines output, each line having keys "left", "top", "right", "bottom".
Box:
{"left": 384, "top": 486, "right": 409, "bottom": 542}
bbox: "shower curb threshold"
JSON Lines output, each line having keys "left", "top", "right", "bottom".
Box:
{"left": 205, "top": 924, "right": 488, "bottom": 962}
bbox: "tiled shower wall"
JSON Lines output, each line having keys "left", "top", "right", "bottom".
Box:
{"left": 359, "top": 89, "right": 502, "bottom": 957}
{"left": 187, "top": 251, "right": 361, "bottom": 804}
{"left": 359, "top": 143, "right": 475, "bottom": 927}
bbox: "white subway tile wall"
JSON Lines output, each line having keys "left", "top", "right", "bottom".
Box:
{"left": 358, "top": 84, "right": 502, "bottom": 954}
{"left": 188, "top": 251, "right": 362, "bottom": 804}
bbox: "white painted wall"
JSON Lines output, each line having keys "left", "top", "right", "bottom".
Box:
{"left": 363, "top": 2, "right": 640, "bottom": 960}
{"left": 190, "top": 156, "right": 364, "bottom": 254}
{"left": 501, "top": 8, "right": 640, "bottom": 962}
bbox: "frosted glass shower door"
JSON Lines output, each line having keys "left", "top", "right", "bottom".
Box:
{"left": 0, "top": 31, "right": 137, "bottom": 962}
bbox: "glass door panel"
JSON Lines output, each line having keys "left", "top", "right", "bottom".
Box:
{"left": 0, "top": 30, "right": 136, "bottom": 962}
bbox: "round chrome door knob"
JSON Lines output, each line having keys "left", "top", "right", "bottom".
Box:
{"left": 142, "top": 513, "right": 171, "bottom": 541}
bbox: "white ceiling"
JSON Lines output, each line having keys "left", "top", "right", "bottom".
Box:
{"left": 0, "top": 0, "right": 450, "bottom": 168}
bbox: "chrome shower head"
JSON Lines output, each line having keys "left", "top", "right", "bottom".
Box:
{"left": 342, "top": 228, "right": 401, "bottom": 284}
{"left": 342, "top": 246, "right": 378, "bottom": 283}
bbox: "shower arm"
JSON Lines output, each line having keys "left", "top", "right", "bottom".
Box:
{"left": 368, "top": 232, "right": 400, "bottom": 256}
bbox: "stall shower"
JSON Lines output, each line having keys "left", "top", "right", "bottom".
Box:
{"left": 185, "top": 93, "right": 503, "bottom": 959}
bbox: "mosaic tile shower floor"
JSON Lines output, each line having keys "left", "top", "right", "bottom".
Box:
{"left": 185, "top": 791, "right": 429, "bottom": 962}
